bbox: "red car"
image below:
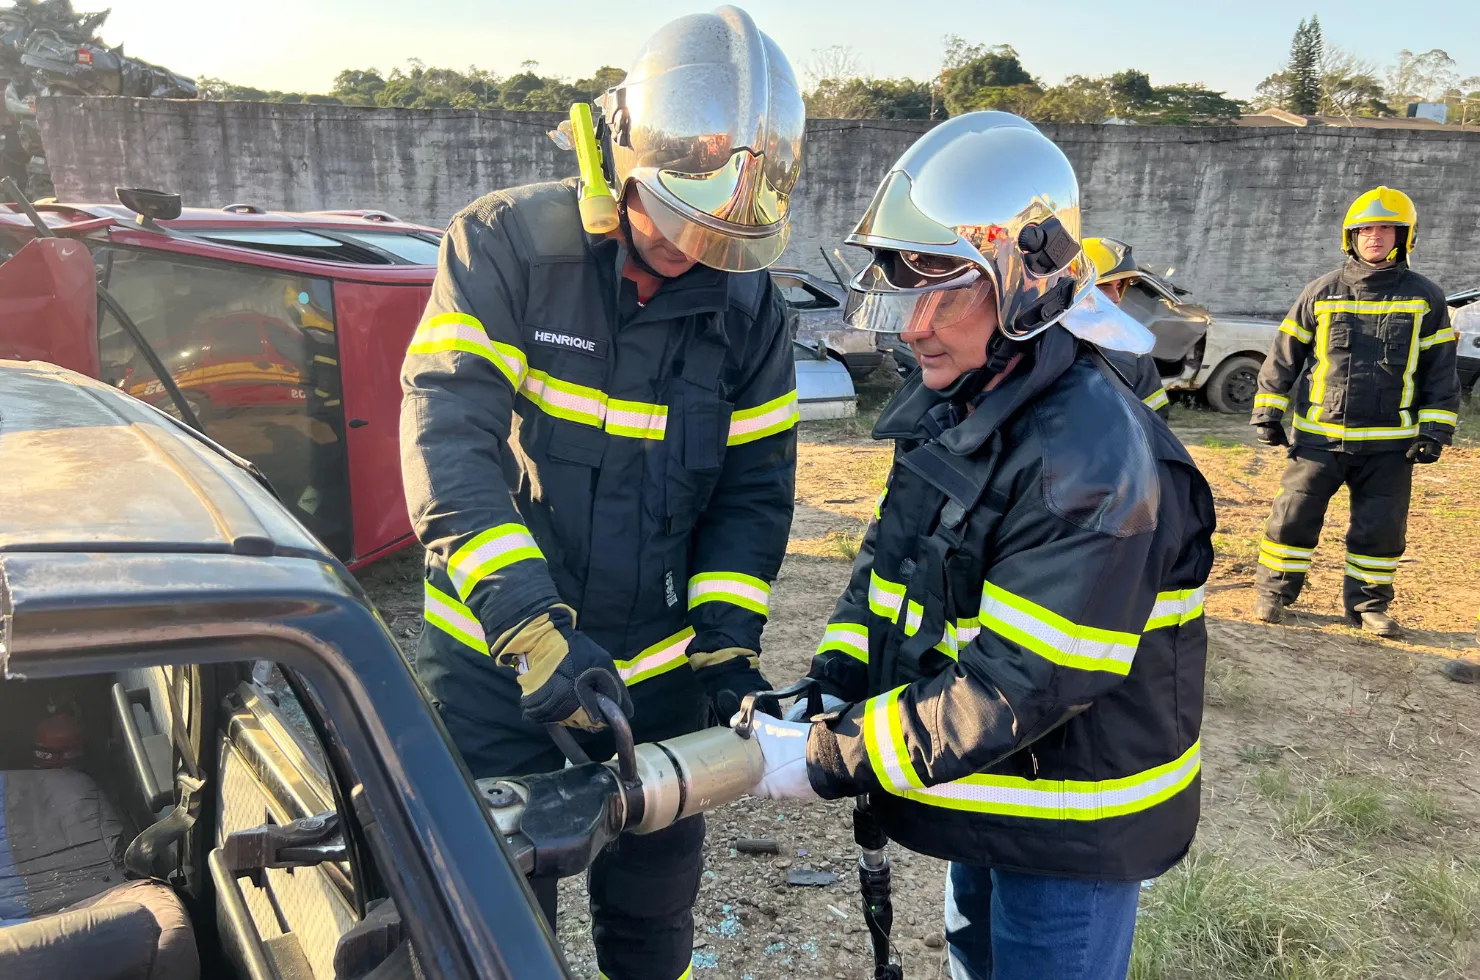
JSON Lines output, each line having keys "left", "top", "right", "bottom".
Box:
{"left": 0, "top": 191, "right": 442, "bottom": 567}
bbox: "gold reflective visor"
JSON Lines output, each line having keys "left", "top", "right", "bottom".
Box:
{"left": 655, "top": 148, "right": 787, "bottom": 229}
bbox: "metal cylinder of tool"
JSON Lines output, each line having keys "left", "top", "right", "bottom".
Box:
{"left": 627, "top": 726, "right": 765, "bottom": 835}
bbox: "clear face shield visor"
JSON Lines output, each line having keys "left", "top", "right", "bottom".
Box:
{"left": 632, "top": 180, "right": 790, "bottom": 275}
{"left": 841, "top": 249, "right": 996, "bottom": 335}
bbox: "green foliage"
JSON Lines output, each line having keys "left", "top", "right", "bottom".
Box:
{"left": 1285, "top": 16, "right": 1324, "bottom": 115}
{"left": 804, "top": 77, "right": 937, "bottom": 120}
{"left": 940, "top": 44, "right": 1041, "bottom": 116}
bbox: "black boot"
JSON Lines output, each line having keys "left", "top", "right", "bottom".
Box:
{"left": 1255, "top": 596, "right": 1283, "bottom": 624}
{"left": 1352, "top": 611, "right": 1402, "bottom": 638}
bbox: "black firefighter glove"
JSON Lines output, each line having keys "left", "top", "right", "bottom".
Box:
{"left": 1254, "top": 421, "right": 1289, "bottom": 447}
{"left": 1407, "top": 436, "right": 1443, "bottom": 464}
{"left": 690, "top": 648, "right": 772, "bottom": 725}
{"left": 494, "top": 604, "right": 632, "bottom": 731}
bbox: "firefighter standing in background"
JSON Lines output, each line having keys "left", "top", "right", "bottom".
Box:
{"left": 1083, "top": 236, "right": 1171, "bottom": 419}
{"left": 1250, "top": 187, "right": 1459, "bottom": 637}
{"left": 762, "top": 113, "right": 1215, "bottom": 980}
{"left": 398, "top": 9, "right": 803, "bottom": 979}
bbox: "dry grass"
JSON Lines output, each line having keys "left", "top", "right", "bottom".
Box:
{"left": 1205, "top": 647, "right": 1255, "bottom": 710}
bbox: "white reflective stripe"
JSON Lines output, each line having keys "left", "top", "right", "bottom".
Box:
{"left": 1254, "top": 393, "right": 1289, "bottom": 411}
{"left": 605, "top": 398, "right": 668, "bottom": 439}
{"left": 520, "top": 369, "right": 607, "bottom": 427}
{"left": 818, "top": 622, "right": 870, "bottom": 662}
{"left": 978, "top": 582, "right": 1139, "bottom": 675}
{"left": 424, "top": 581, "right": 488, "bottom": 655}
{"left": 1260, "top": 538, "right": 1313, "bottom": 558}
{"left": 614, "top": 627, "right": 694, "bottom": 685}
{"left": 1145, "top": 586, "right": 1206, "bottom": 631}
{"left": 900, "top": 741, "right": 1201, "bottom": 820}
{"left": 407, "top": 312, "right": 528, "bottom": 388}
{"left": 862, "top": 687, "right": 924, "bottom": 794}
{"left": 1418, "top": 409, "right": 1458, "bottom": 427}
{"left": 1346, "top": 552, "right": 1400, "bottom": 570}
{"left": 1344, "top": 564, "right": 1395, "bottom": 585}
{"left": 1419, "top": 328, "right": 1457, "bottom": 350}
{"left": 1259, "top": 554, "right": 1311, "bottom": 573}
{"left": 903, "top": 601, "right": 923, "bottom": 635}
{"left": 728, "top": 391, "right": 800, "bottom": 446}
{"left": 1293, "top": 413, "right": 1418, "bottom": 441}
{"left": 447, "top": 524, "right": 544, "bottom": 600}
{"left": 1280, "top": 318, "right": 1313, "bottom": 343}
{"left": 867, "top": 571, "right": 906, "bottom": 622}
{"left": 688, "top": 572, "right": 772, "bottom": 618}
{"left": 1142, "top": 388, "right": 1170, "bottom": 411}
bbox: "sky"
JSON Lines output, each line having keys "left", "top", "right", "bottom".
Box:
{"left": 103, "top": 0, "right": 1478, "bottom": 101}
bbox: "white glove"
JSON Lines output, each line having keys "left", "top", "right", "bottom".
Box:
{"left": 734, "top": 711, "right": 819, "bottom": 801}
{"left": 783, "top": 693, "right": 848, "bottom": 721}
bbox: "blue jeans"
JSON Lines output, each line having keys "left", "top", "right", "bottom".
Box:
{"left": 943, "top": 863, "right": 1141, "bottom": 980}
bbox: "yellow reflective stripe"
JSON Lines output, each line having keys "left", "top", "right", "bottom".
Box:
{"left": 728, "top": 390, "right": 800, "bottom": 446}
{"left": 902, "top": 600, "right": 924, "bottom": 636}
{"left": 1292, "top": 413, "right": 1418, "bottom": 441}
{"left": 1313, "top": 300, "right": 1430, "bottom": 315}
{"left": 1253, "top": 392, "right": 1289, "bottom": 411}
{"left": 605, "top": 397, "right": 669, "bottom": 439}
{"left": 688, "top": 572, "right": 772, "bottom": 618}
{"left": 978, "top": 581, "right": 1140, "bottom": 676}
{"left": 897, "top": 741, "right": 1201, "bottom": 820}
{"left": 1144, "top": 586, "right": 1206, "bottom": 631}
{"left": 867, "top": 571, "right": 906, "bottom": 622}
{"left": 1346, "top": 552, "right": 1400, "bottom": 570}
{"left": 1260, "top": 538, "right": 1313, "bottom": 559}
{"left": 1279, "top": 318, "right": 1313, "bottom": 343}
{"left": 424, "top": 581, "right": 488, "bottom": 655}
{"left": 874, "top": 487, "right": 887, "bottom": 520}
{"left": 1400, "top": 309, "right": 1425, "bottom": 411}
{"left": 1142, "top": 387, "right": 1170, "bottom": 411}
{"left": 447, "top": 524, "right": 544, "bottom": 600}
{"left": 1344, "top": 564, "right": 1395, "bottom": 585}
{"left": 818, "top": 622, "right": 869, "bottom": 662}
{"left": 603, "top": 966, "right": 692, "bottom": 980}
{"left": 862, "top": 687, "right": 925, "bottom": 794}
{"left": 1259, "top": 555, "right": 1311, "bottom": 573}
{"left": 1310, "top": 309, "right": 1334, "bottom": 407}
{"left": 407, "top": 312, "right": 528, "bottom": 389}
{"left": 1419, "top": 328, "right": 1456, "bottom": 350}
{"left": 1418, "top": 409, "right": 1458, "bottom": 427}
{"left": 614, "top": 627, "right": 693, "bottom": 685}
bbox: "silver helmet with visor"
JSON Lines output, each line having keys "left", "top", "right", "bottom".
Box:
{"left": 596, "top": 6, "right": 805, "bottom": 273}
{"left": 840, "top": 112, "right": 1152, "bottom": 353}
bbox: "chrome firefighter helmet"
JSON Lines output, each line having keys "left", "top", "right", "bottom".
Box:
{"left": 1342, "top": 185, "right": 1417, "bottom": 260}
{"left": 842, "top": 112, "right": 1151, "bottom": 353}
{"left": 596, "top": 6, "right": 805, "bottom": 273}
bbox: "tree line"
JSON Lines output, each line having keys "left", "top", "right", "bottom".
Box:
{"left": 198, "top": 24, "right": 1478, "bottom": 127}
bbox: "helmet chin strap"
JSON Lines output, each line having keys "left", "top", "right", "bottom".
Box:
{"left": 938, "top": 330, "right": 1028, "bottom": 403}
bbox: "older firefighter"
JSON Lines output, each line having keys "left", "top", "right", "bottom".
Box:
{"left": 399, "top": 8, "right": 802, "bottom": 978}
{"left": 760, "top": 113, "right": 1215, "bottom": 980}
{"left": 1084, "top": 236, "right": 1170, "bottom": 419}
{"left": 1250, "top": 186, "right": 1459, "bottom": 637}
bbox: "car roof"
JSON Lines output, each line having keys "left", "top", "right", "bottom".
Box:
{"left": 0, "top": 360, "right": 327, "bottom": 560}
{"left": 0, "top": 201, "right": 443, "bottom": 236}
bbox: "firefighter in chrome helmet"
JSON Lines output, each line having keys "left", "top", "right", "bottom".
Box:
{"left": 1083, "top": 236, "right": 1170, "bottom": 418}
{"left": 1250, "top": 186, "right": 1458, "bottom": 638}
{"left": 747, "top": 112, "right": 1215, "bottom": 980}
{"left": 400, "top": 9, "right": 803, "bottom": 979}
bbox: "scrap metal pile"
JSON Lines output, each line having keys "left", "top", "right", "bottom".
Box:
{"left": 0, "top": 1, "right": 197, "bottom": 198}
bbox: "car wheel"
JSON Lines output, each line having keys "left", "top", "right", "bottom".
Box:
{"left": 1205, "top": 355, "right": 1263, "bottom": 415}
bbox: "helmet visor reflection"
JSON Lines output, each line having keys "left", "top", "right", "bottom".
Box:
{"left": 633, "top": 182, "right": 789, "bottom": 274}
{"left": 845, "top": 272, "right": 994, "bottom": 335}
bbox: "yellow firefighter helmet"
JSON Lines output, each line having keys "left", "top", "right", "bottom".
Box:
{"left": 1342, "top": 186, "right": 1417, "bottom": 259}
{"left": 1082, "top": 237, "right": 1138, "bottom": 284}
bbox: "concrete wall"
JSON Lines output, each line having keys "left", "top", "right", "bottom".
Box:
{"left": 38, "top": 97, "right": 1480, "bottom": 316}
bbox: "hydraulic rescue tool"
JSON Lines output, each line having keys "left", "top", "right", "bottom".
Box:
{"left": 480, "top": 673, "right": 906, "bottom": 978}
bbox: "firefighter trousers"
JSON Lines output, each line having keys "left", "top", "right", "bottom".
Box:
{"left": 1255, "top": 448, "right": 1412, "bottom": 616}
{"left": 415, "top": 630, "right": 706, "bottom": 980}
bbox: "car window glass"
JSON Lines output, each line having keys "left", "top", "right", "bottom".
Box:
{"left": 93, "top": 247, "right": 352, "bottom": 560}
{"left": 335, "top": 231, "right": 442, "bottom": 266}
{"left": 774, "top": 277, "right": 839, "bottom": 311}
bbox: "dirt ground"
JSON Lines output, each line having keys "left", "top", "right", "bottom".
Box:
{"left": 357, "top": 391, "right": 1480, "bottom": 980}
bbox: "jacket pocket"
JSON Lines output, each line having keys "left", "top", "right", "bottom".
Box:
{"left": 660, "top": 378, "right": 732, "bottom": 535}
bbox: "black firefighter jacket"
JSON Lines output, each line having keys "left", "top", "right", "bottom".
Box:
{"left": 400, "top": 180, "right": 797, "bottom": 720}
{"left": 805, "top": 326, "right": 1216, "bottom": 880}
{"left": 1252, "top": 259, "right": 1459, "bottom": 452}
